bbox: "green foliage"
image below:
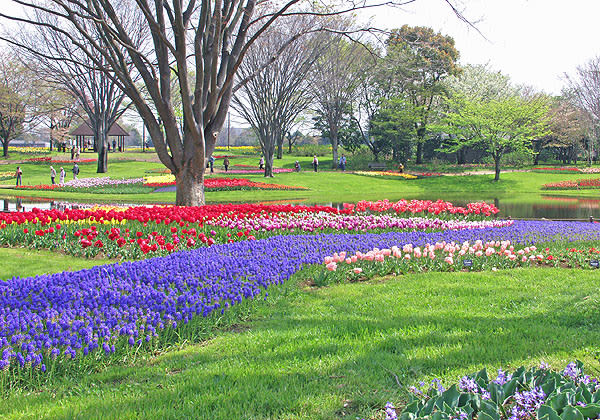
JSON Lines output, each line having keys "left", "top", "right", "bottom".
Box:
{"left": 400, "top": 363, "right": 600, "bottom": 420}
{"left": 438, "top": 92, "right": 551, "bottom": 179}
{"left": 370, "top": 96, "right": 417, "bottom": 162}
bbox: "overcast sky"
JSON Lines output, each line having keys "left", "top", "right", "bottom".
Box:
{"left": 368, "top": 0, "right": 600, "bottom": 95}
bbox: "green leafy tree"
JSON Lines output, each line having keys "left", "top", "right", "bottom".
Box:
{"left": 369, "top": 96, "right": 416, "bottom": 163}
{"left": 386, "top": 25, "right": 460, "bottom": 164}
{"left": 440, "top": 92, "right": 550, "bottom": 181}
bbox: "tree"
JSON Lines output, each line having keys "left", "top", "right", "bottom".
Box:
{"left": 232, "top": 15, "right": 325, "bottom": 177}
{"left": 542, "top": 97, "right": 589, "bottom": 165}
{"left": 369, "top": 96, "right": 415, "bottom": 163}
{"left": 13, "top": 15, "right": 132, "bottom": 173}
{"left": 386, "top": 25, "right": 460, "bottom": 164}
{"left": 311, "top": 35, "right": 373, "bottom": 168}
{"left": 441, "top": 64, "right": 520, "bottom": 164}
{"left": 2, "top": 0, "right": 467, "bottom": 204}
{"left": 440, "top": 92, "right": 550, "bottom": 181}
{"left": 0, "top": 51, "right": 42, "bottom": 157}
{"left": 564, "top": 56, "right": 600, "bottom": 166}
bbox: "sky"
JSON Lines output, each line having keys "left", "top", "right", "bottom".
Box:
{"left": 1, "top": 0, "right": 597, "bottom": 96}
{"left": 368, "top": 0, "right": 600, "bottom": 95}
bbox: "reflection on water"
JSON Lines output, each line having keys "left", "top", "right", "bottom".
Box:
{"left": 4, "top": 194, "right": 600, "bottom": 220}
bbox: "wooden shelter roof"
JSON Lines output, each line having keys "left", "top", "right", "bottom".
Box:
{"left": 71, "top": 121, "right": 129, "bottom": 137}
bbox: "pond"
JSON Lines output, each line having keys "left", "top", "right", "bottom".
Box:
{"left": 3, "top": 194, "right": 600, "bottom": 220}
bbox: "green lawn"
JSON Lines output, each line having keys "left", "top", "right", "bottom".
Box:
{"left": 0, "top": 248, "right": 112, "bottom": 280}
{"left": 4, "top": 154, "right": 600, "bottom": 205}
{"left": 2, "top": 264, "right": 599, "bottom": 419}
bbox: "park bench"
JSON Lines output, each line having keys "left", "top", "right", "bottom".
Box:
{"left": 367, "top": 162, "right": 387, "bottom": 171}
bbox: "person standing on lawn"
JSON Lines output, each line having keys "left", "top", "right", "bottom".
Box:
{"left": 339, "top": 154, "right": 347, "bottom": 171}
{"left": 72, "top": 163, "right": 80, "bottom": 180}
{"left": 259, "top": 156, "right": 264, "bottom": 170}
{"left": 15, "top": 166, "right": 22, "bottom": 186}
{"left": 50, "top": 166, "right": 56, "bottom": 184}
{"left": 209, "top": 155, "right": 215, "bottom": 173}
{"left": 223, "top": 156, "right": 230, "bottom": 172}
{"left": 59, "top": 167, "right": 65, "bottom": 184}
{"left": 312, "top": 155, "right": 319, "bottom": 172}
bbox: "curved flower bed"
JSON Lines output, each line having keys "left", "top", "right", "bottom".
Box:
{"left": 207, "top": 212, "right": 512, "bottom": 234}
{"left": 2, "top": 220, "right": 600, "bottom": 374}
{"left": 0, "top": 202, "right": 502, "bottom": 259}
{"left": 543, "top": 178, "right": 600, "bottom": 190}
{"left": 345, "top": 199, "right": 500, "bottom": 218}
{"left": 26, "top": 157, "right": 97, "bottom": 164}
{"left": 353, "top": 171, "right": 418, "bottom": 179}
{"left": 143, "top": 175, "right": 307, "bottom": 191}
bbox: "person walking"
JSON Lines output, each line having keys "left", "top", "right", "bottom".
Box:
{"left": 259, "top": 156, "right": 264, "bottom": 170}
{"left": 70, "top": 146, "right": 75, "bottom": 160}
{"left": 15, "top": 166, "right": 22, "bottom": 186}
{"left": 72, "top": 163, "right": 80, "bottom": 180}
{"left": 223, "top": 156, "right": 230, "bottom": 172}
{"left": 59, "top": 167, "right": 65, "bottom": 184}
{"left": 312, "top": 155, "right": 319, "bottom": 172}
{"left": 50, "top": 166, "right": 56, "bottom": 185}
{"left": 75, "top": 147, "right": 80, "bottom": 160}
{"left": 209, "top": 155, "right": 215, "bottom": 173}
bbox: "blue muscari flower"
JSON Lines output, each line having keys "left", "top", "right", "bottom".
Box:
{"left": 3, "top": 220, "right": 600, "bottom": 371}
{"left": 384, "top": 402, "right": 397, "bottom": 420}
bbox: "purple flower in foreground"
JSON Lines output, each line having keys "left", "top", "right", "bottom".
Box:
{"left": 459, "top": 376, "right": 478, "bottom": 393}
{"left": 539, "top": 362, "right": 549, "bottom": 370}
{"left": 563, "top": 362, "right": 579, "bottom": 380}
{"left": 494, "top": 369, "right": 512, "bottom": 385}
{"left": 385, "top": 402, "right": 397, "bottom": 420}
{"left": 510, "top": 387, "right": 546, "bottom": 420}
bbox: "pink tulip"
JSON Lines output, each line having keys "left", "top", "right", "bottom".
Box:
{"left": 353, "top": 267, "right": 363, "bottom": 274}
{"left": 326, "top": 262, "right": 337, "bottom": 271}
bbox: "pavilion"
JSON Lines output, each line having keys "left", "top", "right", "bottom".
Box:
{"left": 70, "top": 121, "right": 129, "bottom": 152}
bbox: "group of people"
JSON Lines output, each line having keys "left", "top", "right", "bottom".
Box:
{"left": 14, "top": 164, "right": 79, "bottom": 187}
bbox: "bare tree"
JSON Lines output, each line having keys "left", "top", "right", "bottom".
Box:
{"left": 1, "top": 0, "right": 467, "bottom": 205}
{"left": 232, "top": 15, "right": 326, "bottom": 177}
{"left": 11, "top": 13, "right": 134, "bottom": 173}
{"left": 0, "top": 51, "right": 43, "bottom": 156}
{"left": 564, "top": 56, "right": 600, "bottom": 165}
{"left": 312, "top": 35, "right": 374, "bottom": 168}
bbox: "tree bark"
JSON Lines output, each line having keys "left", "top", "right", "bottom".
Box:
{"left": 494, "top": 155, "right": 501, "bottom": 181}
{"left": 175, "top": 165, "right": 205, "bottom": 206}
{"left": 330, "top": 125, "right": 339, "bottom": 169}
{"left": 416, "top": 142, "right": 423, "bottom": 165}
{"left": 2, "top": 141, "right": 8, "bottom": 157}
{"left": 276, "top": 138, "right": 283, "bottom": 159}
{"left": 264, "top": 153, "right": 274, "bottom": 177}
{"left": 97, "top": 144, "right": 108, "bottom": 173}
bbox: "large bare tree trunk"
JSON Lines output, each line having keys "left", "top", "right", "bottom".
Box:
{"left": 175, "top": 168, "right": 205, "bottom": 206}
{"left": 2, "top": 140, "right": 8, "bottom": 157}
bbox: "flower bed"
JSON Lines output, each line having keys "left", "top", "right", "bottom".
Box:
{"left": 318, "top": 240, "right": 600, "bottom": 283}
{"left": 2, "top": 219, "right": 600, "bottom": 375}
{"left": 26, "top": 157, "right": 97, "bottom": 164}
{"left": 533, "top": 166, "right": 600, "bottom": 174}
{"left": 345, "top": 199, "right": 500, "bottom": 218}
{"left": 0, "top": 201, "right": 502, "bottom": 259}
{"left": 353, "top": 171, "right": 418, "bottom": 179}
{"left": 143, "top": 175, "right": 306, "bottom": 191}
{"left": 392, "top": 362, "right": 600, "bottom": 420}
{"left": 0, "top": 171, "right": 14, "bottom": 181}
{"left": 543, "top": 178, "right": 600, "bottom": 190}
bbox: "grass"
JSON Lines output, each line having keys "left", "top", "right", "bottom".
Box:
{"left": 3, "top": 149, "right": 600, "bottom": 206}
{"left": 0, "top": 248, "right": 112, "bottom": 280}
{"left": 1, "top": 264, "right": 599, "bottom": 419}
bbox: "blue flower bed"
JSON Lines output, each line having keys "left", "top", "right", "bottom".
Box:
{"left": 2, "top": 220, "right": 600, "bottom": 373}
